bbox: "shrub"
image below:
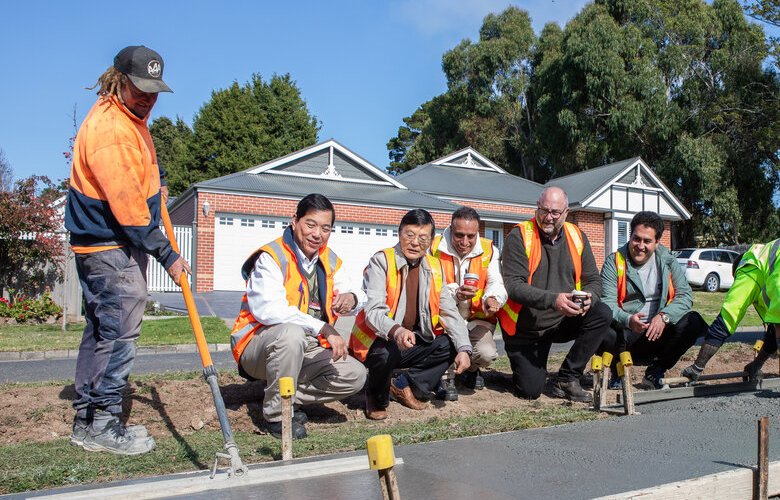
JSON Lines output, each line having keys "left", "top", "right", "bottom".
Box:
{"left": 0, "top": 292, "right": 62, "bottom": 323}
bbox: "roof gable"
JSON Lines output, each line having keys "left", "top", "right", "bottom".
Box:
{"left": 430, "top": 147, "right": 507, "bottom": 173}
{"left": 246, "top": 139, "right": 406, "bottom": 189}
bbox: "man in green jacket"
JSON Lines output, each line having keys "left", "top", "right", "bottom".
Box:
{"left": 682, "top": 239, "right": 780, "bottom": 381}
{"left": 601, "top": 211, "right": 707, "bottom": 388}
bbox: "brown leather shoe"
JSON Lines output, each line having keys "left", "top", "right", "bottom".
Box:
{"left": 389, "top": 383, "right": 426, "bottom": 410}
{"left": 365, "top": 394, "right": 388, "bottom": 421}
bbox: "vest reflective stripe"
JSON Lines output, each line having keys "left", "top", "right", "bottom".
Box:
{"left": 348, "top": 248, "right": 444, "bottom": 362}
{"left": 230, "top": 231, "right": 341, "bottom": 363}
{"left": 431, "top": 235, "right": 495, "bottom": 322}
{"left": 497, "top": 220, "right": 584, "bottom": 336}
{"left": 615, "top": 250, "right": 675, "bottom": 309}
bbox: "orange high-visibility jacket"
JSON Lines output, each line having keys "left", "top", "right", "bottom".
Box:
{"left": 615, "top": 250, "right": 675, "bottom": 308}
{"left": 430, "top": 234, "right": 495, "bottom": 323}
{"left": 497, "top": 219, "right": 584, "bottom": 336}
{"left": 230, "top": 228, "right": 341, "bottom": 362}
{"left": 348, "top": 248, "right": 444, "bottom": 362}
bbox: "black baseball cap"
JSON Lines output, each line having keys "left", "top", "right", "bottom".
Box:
{"left": 114, "top": 45, "right": 172, "bottom": 93}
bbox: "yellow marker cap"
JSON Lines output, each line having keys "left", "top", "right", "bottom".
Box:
{"left": 367, "top": 434, "right": 395, "bottom": 470}
{"left": 619, "top": 351, "right": 634, "bottom": 367}
{"left": 279, "top": 376, "right": 295, "bottom": 397}
{"left": 591, "top": 355, "right": 603, "bottom": 372}
{"left": 602, "top": 352, "right": 614, "bottom": 367}
{"left": 754, "top": 340, "right": 765, "bottom": 352}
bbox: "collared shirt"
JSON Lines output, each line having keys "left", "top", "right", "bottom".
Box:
{"left": 246, "top": 238, "right": 367, "bottom": 336}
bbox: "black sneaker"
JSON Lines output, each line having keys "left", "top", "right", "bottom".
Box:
{"left": 551, "top": 378, "right": 593, "bottom": 403}
{"left": 293, "top": 409, "right": 308, "bottom": 425}
{"left": 265, "top": 420, "right": 307, "bottom": 439}
{"left": 641, "top": 366, "right": 668, "bottom": 390}
{"left": 435, "top": 379, "right": 458, "bottom": 401}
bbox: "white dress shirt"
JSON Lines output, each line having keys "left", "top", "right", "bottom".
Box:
{"left": 246, "top": 239, "right": 367, "bottom": 336}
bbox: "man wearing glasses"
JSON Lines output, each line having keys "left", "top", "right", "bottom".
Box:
{"left": 349, "top": 209, "right": 471, "bottom": 420}
{"left": 498, "top": 186, "right": 611, "bottom": 402}
{"left": 231, "top": 194, "right": 367, "bottom": 439}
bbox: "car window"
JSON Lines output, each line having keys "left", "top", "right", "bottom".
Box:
{"left": 700, "top": 251, "right": 714, "bottom": 261}
{"left": 675, "top": 249, "right": 693, "bottom": 259}
{"left": 715, "top": 251, "right": 733, "bottom": 263}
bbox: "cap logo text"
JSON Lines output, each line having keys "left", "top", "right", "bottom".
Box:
{"left": 147, "top": 60, "right": 162, "bottom": 79}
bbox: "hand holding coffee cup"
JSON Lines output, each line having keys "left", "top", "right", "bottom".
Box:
{"left": 458, "top": 273, "right": 479, "bottom": 301}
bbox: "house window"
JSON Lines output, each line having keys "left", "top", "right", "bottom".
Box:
{"left": 392, "top": 230, "right": 399, "bottom": 238}
{"left": 219, "top": 217, "right": 233, "bottom": 226}
{"left": 261, "top": 220, "right": 275, "bottom": 228}
{"left": 484, "top": 225, "right": 503, "bottom": 251}
{"left": 617, "top": 220, "right": 629, "bottom": 247}
{"left": 341, "top": 226, "right": 354, "bottom": 234}
{"left": 358, "top": 227, "right": 370, "bottom": 235}
{"left": 376, "top": 228, "right": 388, "bottom": 237}
{"left": 240, "top": 218, "right": 254, "bottom": 227}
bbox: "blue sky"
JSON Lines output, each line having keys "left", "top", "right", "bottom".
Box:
{"left": 1, "top": 0, "right": 592, "bottom": 184}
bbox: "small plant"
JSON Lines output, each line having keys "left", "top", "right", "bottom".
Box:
{"left": 0, "top": 292, "right": 62, "bottom": 324}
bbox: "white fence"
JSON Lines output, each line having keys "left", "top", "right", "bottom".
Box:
{"left": 147, "top": 225, "right": 192, "bottom": 292}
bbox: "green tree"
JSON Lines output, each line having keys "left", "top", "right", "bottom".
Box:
{"left": 387, "top": 7, "right": 539, "bottom": 178}
{"left": 149, "top": 116, "right": 194, "bottom": 196}
{"left": 189, "top": 73, "right": 319, "bottom": 181}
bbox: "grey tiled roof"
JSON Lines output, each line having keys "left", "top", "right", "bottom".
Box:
{"left": 396, "top": 164, "right": 544, "bottom": 205}
{"left": 195, "top": 171, "right": 458, "bottom": 212}
{"left": 545, "top": 158, "right": 639, "bottom": 206}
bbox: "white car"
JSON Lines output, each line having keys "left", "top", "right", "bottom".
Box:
{"left": 673, "top": 248, "right": 741, "bottom": 292}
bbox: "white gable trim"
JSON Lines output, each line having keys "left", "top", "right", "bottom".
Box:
{"left": 580, "top": 158, "right": 691, "bottom": 219}
{"left": 265, "top": 170, "right": 396, "bottom": 186}
{"left": 431, "top": 147, "right": 508, "bottom": 174}
{"left": 246, "top": 139, "right": 407, "bottom": 189}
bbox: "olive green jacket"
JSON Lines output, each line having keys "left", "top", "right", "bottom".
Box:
{"left": 600, "top": 243, "right": 693, "bottom": 329}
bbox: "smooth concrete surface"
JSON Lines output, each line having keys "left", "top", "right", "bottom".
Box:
{"left": 15, "top": 389, "right": 780, "bottom": 500}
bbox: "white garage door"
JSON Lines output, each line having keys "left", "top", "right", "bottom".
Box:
{"left": 212, "top": 214, "right": 397, "bottom": 291}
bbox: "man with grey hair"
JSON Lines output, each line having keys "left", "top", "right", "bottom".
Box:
{"left": 497, "top": 186, "right": 611, "bottom": 402}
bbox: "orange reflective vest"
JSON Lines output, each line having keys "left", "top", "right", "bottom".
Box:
{"left": 615, "top": 250, "right": 675, "bottom": 308}
{"left": 497, "top": 219, "right": 584, "bottom": 336}
{"left": 230, "top": 228, "right": 341, "bottom": 363}
{"left": 348, "top": 248, "right": 444, "bottom": 362}
{"left": 431, "top": 234, "right": 495, "bottom": 323}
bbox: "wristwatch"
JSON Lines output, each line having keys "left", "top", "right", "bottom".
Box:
{"left": 660, "top": 312, "right": 670, "bottom": 324}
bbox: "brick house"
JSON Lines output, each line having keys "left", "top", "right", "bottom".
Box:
{"left": 165, "top": 140, "right": 689, "bottom": 292}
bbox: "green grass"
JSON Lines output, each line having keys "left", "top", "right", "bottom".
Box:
{"left": 692, "top": 291, "right": 764, "bottom": 327}
{"left": 0, "top": 317, "right": 230, "bottom": 352}
{"left": 0, "top": 404, "right": 595, "bottom": 494}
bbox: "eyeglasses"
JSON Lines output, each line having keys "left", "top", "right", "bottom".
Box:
{"left": 401, "top": 231, "right": 431, "bottom": 246}
{"left": 537, "top": 207, "right": 566, "bottom": 219}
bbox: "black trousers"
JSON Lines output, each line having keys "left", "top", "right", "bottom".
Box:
{"left": 364, "top": 334, "right": 456, "bottom": 408}
{"left": 504, "top": 301, "right": 611, "bottom": 399}
{"left": 603, "top": 311, "right": 707, "bottom": 370}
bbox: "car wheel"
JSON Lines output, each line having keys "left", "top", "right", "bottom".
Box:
{"left": 704, "top": 273, "right": 720, "bottom": 292}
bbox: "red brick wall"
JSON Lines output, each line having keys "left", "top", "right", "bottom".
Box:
{"left": 571, "top": 211, "right": 607, "bottom": 268}
{"left": 193, "top": 193, "right": 452, "bottom": 291}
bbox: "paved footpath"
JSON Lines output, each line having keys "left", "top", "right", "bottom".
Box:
{"left": 14, "top": 390, "right": 780, "bottom": 499}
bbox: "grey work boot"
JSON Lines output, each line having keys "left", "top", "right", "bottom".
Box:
{"left": 70, "top": 415, "right": 148, "bottom": 447}
{"left": 681, "top": 343, "right": 721, "bottom": 381}
{"left": 551, "top": 378, "right": 593, "bottom": 403}
{"left": 82, "top": 411, "right": 156, "bottom": 455}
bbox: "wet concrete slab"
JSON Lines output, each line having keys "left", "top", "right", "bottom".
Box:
{"left": 20, "top": 389, "right": 780, "bottom": 500}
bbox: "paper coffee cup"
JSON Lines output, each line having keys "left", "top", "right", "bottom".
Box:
{"left": 463, "top": 273, "right": 479, "bottom": 287}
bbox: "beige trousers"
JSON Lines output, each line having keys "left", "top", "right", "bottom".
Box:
{"left": 240, "top": 323, "right": 366, "bottom": 422}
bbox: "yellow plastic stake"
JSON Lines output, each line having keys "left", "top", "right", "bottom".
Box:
{"left": 591, "top": 355, "right": 603, "bottom": 372}
{"left": 754, "top": 340, "right": 765, "bottom": 353}
{"left": 279, "top": 377, "right": 295, "bottom": 397}
{"left": 616, "top": 362, "right": 625, "bottom": 377}
{"left": 602, "top": 352, "right": 614, "bottom": 367}
{"left": 619, "top": 351, "right": 634, "bottom": 367}
{"left": 367, "top": 434, "right": 396, "bottom": 470}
